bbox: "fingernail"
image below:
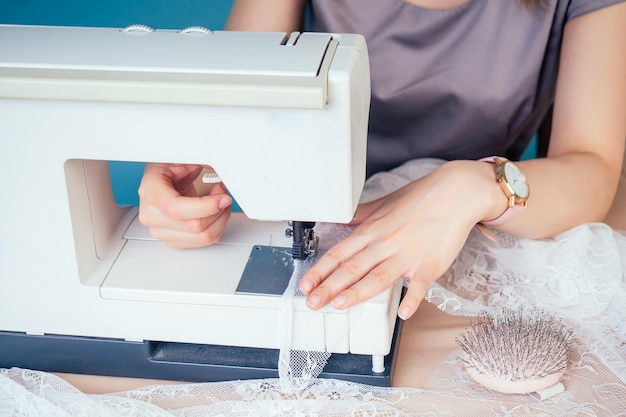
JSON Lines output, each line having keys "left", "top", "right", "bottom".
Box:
{"left": 218, "top": 196, "right": 232, "bottom": 209}
{"left": 331, "top": 294, "right": 348, "bottom": 309}
{"left": 306, "top": 293, "right": 322, "bottom": 309}
{"left": 300, "top": 279, "right": 313, "bottom": 294}
{"left": 398, "top": 305, "right": 411, "bottom": 320}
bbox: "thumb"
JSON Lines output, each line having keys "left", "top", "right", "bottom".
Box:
{"left": 208, "top": 182, "right": 233, "bottom": 210}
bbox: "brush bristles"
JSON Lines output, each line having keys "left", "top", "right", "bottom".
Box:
{"left": 456, "top": 308, "right": 573, "bottom": 383}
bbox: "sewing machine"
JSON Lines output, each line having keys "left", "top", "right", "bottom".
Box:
{"left": 0, "top": 24, "right": 403, "bottom": 385}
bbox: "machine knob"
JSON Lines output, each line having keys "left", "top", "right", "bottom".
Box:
{"left": 122, "top": 24, "right": 155, "bottom": 33}
{"left": 181, "top": 26, "right": 213, "bottom": 35}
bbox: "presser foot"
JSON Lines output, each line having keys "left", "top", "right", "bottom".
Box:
{"left": 285, "top": 221, "right": 319, "bottom": 260}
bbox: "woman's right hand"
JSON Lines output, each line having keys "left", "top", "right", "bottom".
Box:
{"left": 138, "top": 163, "right": 232, "bottom": 249}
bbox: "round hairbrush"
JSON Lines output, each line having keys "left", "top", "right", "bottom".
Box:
{"left": 456, "top": 308, "right": 573, "bottom": 396}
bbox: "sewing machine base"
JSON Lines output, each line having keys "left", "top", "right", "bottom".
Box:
{"left": 0, "top": 319, "right": 402, "bottom": 387}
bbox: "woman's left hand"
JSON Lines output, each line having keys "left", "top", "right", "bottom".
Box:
{"left": 298, "top": 160, "right": 504, "bottom": 320}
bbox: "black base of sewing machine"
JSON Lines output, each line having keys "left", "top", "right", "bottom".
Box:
{"left": 0, "top": 319, "right": 402, "bottom": 387}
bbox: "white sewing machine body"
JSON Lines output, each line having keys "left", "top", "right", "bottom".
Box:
{"left": 0, "top": 25, "right": 402, "bottom": 383}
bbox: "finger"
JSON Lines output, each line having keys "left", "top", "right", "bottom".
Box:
{"left": 143, "top": 163, "right": 205, "bottom": 193}
{"left": 163, "top": 192, "right": 231, "bottom": 222}
{"left": 334, "top": 262, "right": 400, "bottom": 310}
{"left": 323, "top": 261, "right": 429, "bottom": 320}
{"left": 149, "top": 208, "right": 232, "bottom": 248}
{"left": 303, "top": 249, "right": 385, "bottom": 310}
{"left": 139, "top": 165, "right": 230, "bottom": 221}
{"left": 330, "top": 261, "right": 431, "bottom": 320}
{"left": 138, "top": 192, "right": 231, "bottom": 232}
{"left": 396, "top": 277, "right": 430, "bottom": 320}
{"left": 299, "top": 234, "right": 370, "bottom": 296}
{"left": 154, "top": 200, "right": 231, "bottom": 239}
{"left": 324, "top": 256, "right": 406, "bottom": 311}
{"left": 208, "top": 182, "right": 232, "bottom": 205}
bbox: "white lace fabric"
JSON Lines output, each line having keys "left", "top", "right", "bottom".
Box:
{"left": 2, "top": 158, "right": 625, "bottom": 416}
{"left": 277, "top": 254, "right": 331, "bottom": 393}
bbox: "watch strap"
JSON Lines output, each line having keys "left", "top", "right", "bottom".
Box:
{"left": 481, "top": 203, "right": 524, "bottom": 226}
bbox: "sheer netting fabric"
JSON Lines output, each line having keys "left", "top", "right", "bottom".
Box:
{"left": 2, "top": 158, "right": 625, "bottom": 416}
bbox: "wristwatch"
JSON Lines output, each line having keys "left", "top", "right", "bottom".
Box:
{"left": 479, "top": 156, "right": 529, "bottom": 226}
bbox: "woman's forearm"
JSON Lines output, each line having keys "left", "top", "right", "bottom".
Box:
{"left": 493, "top": 153, "right": 623, "bottom": 239}
{"left": 225, "top": 0, "right": 306, "bottom": 32}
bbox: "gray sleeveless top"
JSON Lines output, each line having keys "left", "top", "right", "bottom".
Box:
{"left": 309, "top": 0, "right": 625, "bottom": 176}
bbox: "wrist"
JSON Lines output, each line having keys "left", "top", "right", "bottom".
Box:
{"left": 437, "top": 160, "right": 509, "bottom": 224}
{"left": 479, "top": 157, "right": 529, "bottom": 226}
{"left": 475, "top": 160, "right": 513, "bottom": 224}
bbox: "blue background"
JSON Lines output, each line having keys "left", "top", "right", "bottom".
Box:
{"left": 1, "top": 1, "right": 233, "bottom": 30}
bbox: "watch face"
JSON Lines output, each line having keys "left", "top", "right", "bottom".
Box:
{"left": 503, "top": 162, "right": 529, "bottom": 199}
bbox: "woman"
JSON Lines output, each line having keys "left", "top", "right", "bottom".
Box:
{"left": 138, "top": 0, "right": 626, "bottom": 320}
